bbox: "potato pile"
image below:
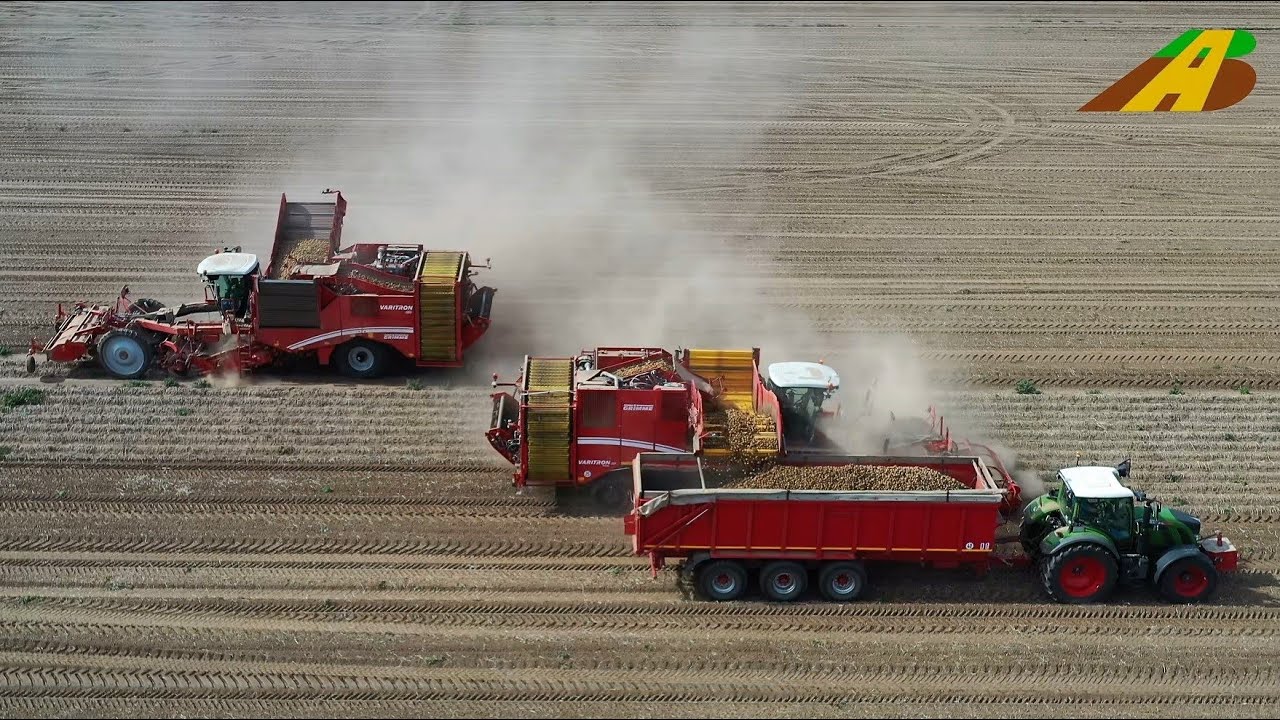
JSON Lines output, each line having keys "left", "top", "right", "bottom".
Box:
{"left": 340, "top": 264, "right": 414, "bottom": 293}
{"left": 725, "top": 406, "right": 778, "bottom": 451}
{"left": 614, "top": 358, "right": 673, "bottom": 379}
{"left": 726, "top": 463, "right": 966, "bottom": 492}
{"left": 274, "top": 238, "right": 330, "bottom": 278}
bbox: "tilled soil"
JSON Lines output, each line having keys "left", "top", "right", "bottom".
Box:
{"left": 1, "top": 2, "right": 1278, "bottom": 718}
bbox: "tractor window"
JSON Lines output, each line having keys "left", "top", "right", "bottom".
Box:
{"left": 1072, "top": 496, "right": 1133, "bottom": 546}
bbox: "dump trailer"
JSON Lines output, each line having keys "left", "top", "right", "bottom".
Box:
{"left": 28, "top": 189, "right": 496, "bottom": 379}
{"left": 626, "top": 453, "right": 1239, "bottom": 604}
{"left": 487, "top": 346, "right": 1019, "bottom": 514}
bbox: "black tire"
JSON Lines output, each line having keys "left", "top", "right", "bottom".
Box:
{"left": 696, "top": 560, "right": 747, "bottom": 602}
{"left": 1019, "top": 515, "right": 1047, "bottom": 560}
{"left": 96, "top": 328, "right": 154, "bottom": 380}
{"left": 589, "top": 472, "right": 633, "bottom": 516}
{"left": 759, "top": 561, "right": 807, "bottom": 602}
{"left": 130, "top": 298, "right": 165, "bottom": 314}
{"left": 1039, "top": 543, "right": 1118, "bottom": 604}
{"left": 1158, "top": 553, "right": 1220, "bottom": 604}
{"left": 333, "top": 340, "right": 389, "bottom": 379}
{"left": 818, "top": 562, "right": 867, "bottom": 602}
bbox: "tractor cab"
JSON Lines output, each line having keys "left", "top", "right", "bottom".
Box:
{"left": 196, "top": 248, "right": 259, "bottom": 319}
{"left": 1056, "top": 466, "right": 1138, "bottom": 548}
{"left": 765, "top": 361, "right": 840, "bottom": 446}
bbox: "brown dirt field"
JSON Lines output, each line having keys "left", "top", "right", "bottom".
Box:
{"left": 1, "top": 2, "right": 1278, "bottom": 718}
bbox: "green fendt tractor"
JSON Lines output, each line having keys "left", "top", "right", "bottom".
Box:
{"left": 1020, "top": 460, "right": 1238, "bottom": 604}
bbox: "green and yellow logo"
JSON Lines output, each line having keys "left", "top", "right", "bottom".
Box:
{"left": 1080, "top": 29, "right": 1256, "bottom": 112}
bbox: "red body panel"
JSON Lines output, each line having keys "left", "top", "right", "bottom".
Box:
{"left": 628, "top": 454, "right": 1004, "bottom": 570}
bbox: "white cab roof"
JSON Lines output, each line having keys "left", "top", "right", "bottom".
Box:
{"left": 197, "top": 252, "right": 259, "bottom": 277}
{"left": 767, "top": 362, "right": 841, "bottom": 390}
{"left": 1059, "top": 466, "right": 1134, "bottom": 499}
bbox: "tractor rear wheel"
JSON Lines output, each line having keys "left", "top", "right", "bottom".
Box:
{"left": 759, "top": 561, "right": 807, "bottom": 602}
{"left": 1040, "top": 543, "right": 1118, "bottom": 604}
{"left": 333, "top": 340, "right": 389, "bottom": 379}
{"left": 1158, "top": 553, "right": 1219, "bottom": 603}
{"left": 96, "top": 328, "right": 154, "bottom": 380}
{"left": 696, "top": 560, "right": 747, "bottom": 602}
{"left": 818, "top": 561, "right": 867, "bottom": 602}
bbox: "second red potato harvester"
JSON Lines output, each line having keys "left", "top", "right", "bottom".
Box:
{"left": 486, "top": 346, "right": 1021, "bottom": 513}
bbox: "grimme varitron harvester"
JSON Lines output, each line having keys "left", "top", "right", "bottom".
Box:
{"left": 486, "top": 346, "right": 1019, "bottom": 513}
{"left": 27, "top": 190, "right": 496, "bottom": 380}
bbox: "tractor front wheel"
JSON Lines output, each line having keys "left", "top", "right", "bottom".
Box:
{"left": 1040, "top": 544, "right": 1118, "bottom": 604}
{"left": 333, "top": 340, "right": 390, "bottom": 379}
{"left": 1158, "top": 553, "right": 1219, "bottom": 604}
{"left": 96, "top": 328, "right": 154, "bottom": 380}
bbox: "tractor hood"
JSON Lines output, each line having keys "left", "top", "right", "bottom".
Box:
{"left": 1165, "top": 507, "right": 1202, "bottom": 538}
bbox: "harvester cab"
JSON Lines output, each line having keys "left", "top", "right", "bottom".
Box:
{"left": 1019, "top": 460, "right": 1238, "bottom": 604}
{"left": 765, "top": 361, "right": 840, "bottom": 446}
{"left": 196, "top": 247, "right": 259, "bottom": 321}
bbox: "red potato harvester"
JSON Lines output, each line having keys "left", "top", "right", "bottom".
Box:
{"left": 28, "top": 190, "right": 496, "bottom": 380}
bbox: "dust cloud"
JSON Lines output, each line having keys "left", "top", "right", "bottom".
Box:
{"left": 267, "top": 5, "right": 971, "bottom": 452}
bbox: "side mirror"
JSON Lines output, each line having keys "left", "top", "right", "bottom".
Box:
{"left": 1115, "top": 458, "right": 1131, "bottom": 478}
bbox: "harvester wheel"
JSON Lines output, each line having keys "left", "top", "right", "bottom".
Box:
{"left": 696, "top": 560, "right": 747, "bottom": 602}
{"left": 589, "top": 473, "right": 633, "bottom": 516}
{"left": 759, "top": 561, "right": 807, "bottom": 602}
{"left": 1040, "top": 544, "right": 1118, "bottom": 604}
{"left": 818, "top": 561, "right": 867, "bottom": 602}
{"left": 96, "top": 328, "right": 154, "bottom": 380}
{"left": 1157, "top": 553, "right": 1219, "bottom": 604}
{"left": 25, "top": 355, "right": 36, "bottom": 375}
{"left": 333, "top": 340, "right": 389, "bottom": 379}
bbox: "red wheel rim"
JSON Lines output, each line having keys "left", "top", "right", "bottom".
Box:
{"left": 1173, "top": 565, "right": 1209, "bottom": 598}
{"left": 1059, "top": 556, "right": 1107, "bottom": 598}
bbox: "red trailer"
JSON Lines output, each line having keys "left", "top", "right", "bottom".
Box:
{"left": 625, "top": 452, "right": 1009, "bottom": 602}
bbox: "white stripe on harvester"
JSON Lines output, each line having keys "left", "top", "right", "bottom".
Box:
{"left": 286, "top": 327, "right": 414, "bottom": 351}
{"left": 577, "top": 437, "right": 687, "bottom": 454}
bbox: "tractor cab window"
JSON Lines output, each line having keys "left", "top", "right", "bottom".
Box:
{"left": 1068, "top": 491, "right": 1134, "bottom": 547}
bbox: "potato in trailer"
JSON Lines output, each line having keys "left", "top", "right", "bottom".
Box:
{"left": 625, "top": 453, "right": 1240, "bottom": 604}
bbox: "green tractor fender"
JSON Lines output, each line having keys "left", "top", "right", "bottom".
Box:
{"left": 1153, "top": 544, "right": 1208, "bottom": 585}
{"left": 1039, "top": 527, "right": 1119, "bottom": 560}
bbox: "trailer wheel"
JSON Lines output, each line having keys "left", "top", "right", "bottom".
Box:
{"left": 759, "top": 561, "right": 807, "bottom": 602}
{"left": 697, "top": 561, "right": 747, "bottom": 602}
{"left": 1040, "top": 543, "right": 1118, "bottom": 604}
{"left": 818, "top": 562, "right": 867, "bottom": 602}
{"left": 96, "top": 328, "right": 154, "bottom": 380}
{"left": 1157, "top": 553, "right": 1219, "bottom": 604}
{"left": 333, "top": 340, "right": 389, "bottom": 379}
